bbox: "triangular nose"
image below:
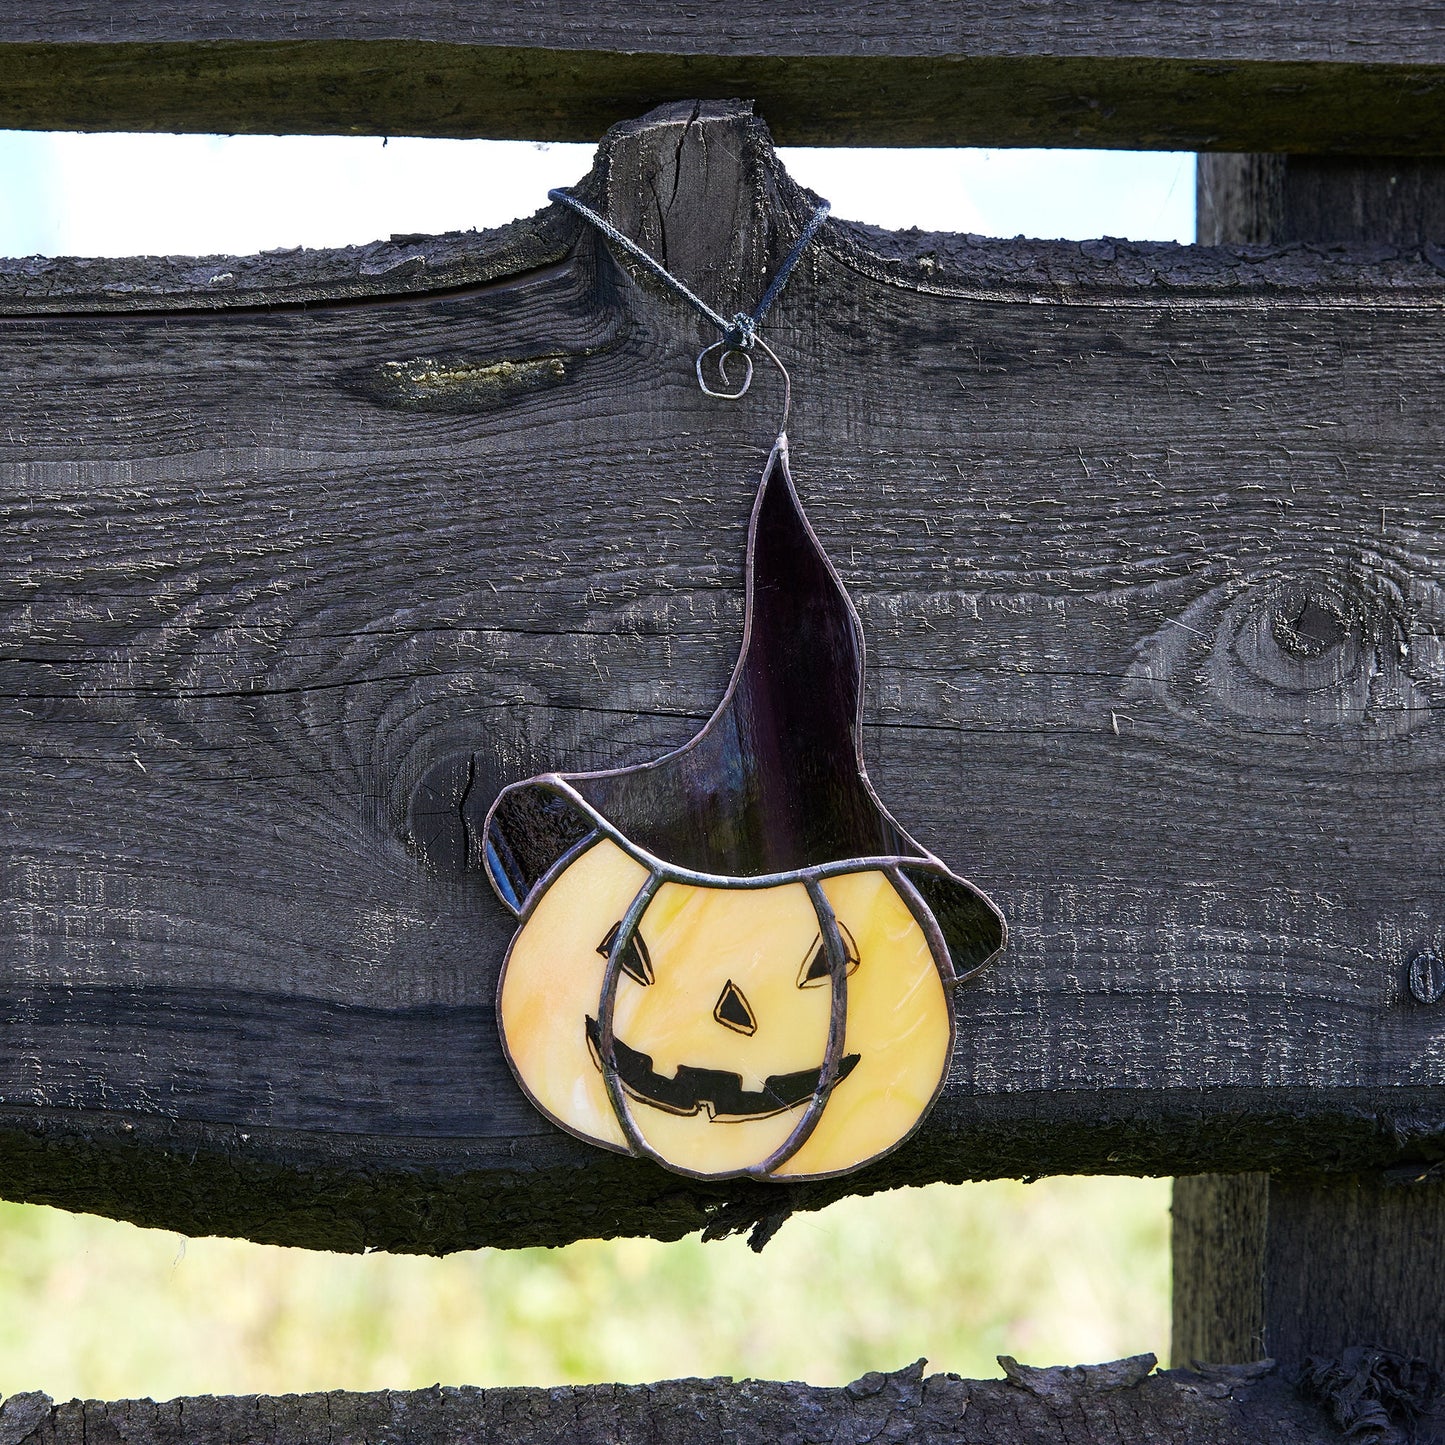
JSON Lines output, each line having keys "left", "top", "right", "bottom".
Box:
{"left": 713, "top": 979, "right": 757, "bottom": 1035}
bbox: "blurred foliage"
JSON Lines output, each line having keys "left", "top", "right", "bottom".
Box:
{"left": 0, "top": 1177, "right": 1169, "bottom": 1402}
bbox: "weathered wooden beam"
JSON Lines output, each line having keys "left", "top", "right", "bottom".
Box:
{"left": 1170, "top": 1174, "right": 1268, "bottom": 1367}
{"left": 1176, "top": 143, "right": 1445, "bottom": 1389}
{"left": 5, "top": 100, "right": 1445, "bottom": 1252}
{"left": 1173, "top": 1173, "right": 1445, "bottom": 1376}
{"left": 1198, "top": 155, "right": 1445, "bottom": 245}
{"left": 1, "top": 5, "right": 1445, "bottom": 151}
{"left": 0, "top": 1358, "right": 1365, "bottom": 1445}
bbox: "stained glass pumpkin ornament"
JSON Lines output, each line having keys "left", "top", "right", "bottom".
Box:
{"left": 485, "top": 435, "right": 1006, "bottom": 1182}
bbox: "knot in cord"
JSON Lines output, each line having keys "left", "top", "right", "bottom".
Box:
{"left": 723, "top": 312, "right": 758, "bottom": 351}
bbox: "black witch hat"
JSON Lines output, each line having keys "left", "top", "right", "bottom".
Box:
{"left": 484, "top": 439, "right": 1005, "bottom": 978}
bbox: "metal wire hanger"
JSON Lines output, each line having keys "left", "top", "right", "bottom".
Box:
{"left": 548, "top": 186, "right": 831, "bottom": 437}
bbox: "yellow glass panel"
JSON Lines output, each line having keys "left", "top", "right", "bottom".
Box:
{"left": 614, "top": 878, "right": 831, "bottom": 1177}
{"left": 772, "top": 870, "right": 951, "bottom": 1179}
{"left": 497, "top": 839, "right": 648, "bottom": 1150}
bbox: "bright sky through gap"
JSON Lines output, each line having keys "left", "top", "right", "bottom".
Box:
{"left": 0, "top": 132, "right": 1195, "bottom": 258}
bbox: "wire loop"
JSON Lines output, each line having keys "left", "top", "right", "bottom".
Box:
{"left": 548, "top": 187, "right": 827, "bottom": 440}
{"left": 696, "top": 342, "right": 755, "bottom": 400}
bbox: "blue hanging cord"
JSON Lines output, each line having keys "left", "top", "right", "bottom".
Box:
{"left": 547, "top": 186, "right": 831, "bottom": 434}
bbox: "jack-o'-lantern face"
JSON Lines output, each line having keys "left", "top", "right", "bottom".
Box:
{"left": 497, "top": 837, "right": 956, "bottom": 1179}
{"left": 484, "top": 438, "right": 1005, "bottom": 1184}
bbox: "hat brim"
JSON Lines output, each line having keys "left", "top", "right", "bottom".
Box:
{"left": 485, "top": 777, "right": 1005, "bottom": 990}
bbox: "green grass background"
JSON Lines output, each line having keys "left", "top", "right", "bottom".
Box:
{"left": 0, "top": 1177, "right": 1169, "bottom": 1401}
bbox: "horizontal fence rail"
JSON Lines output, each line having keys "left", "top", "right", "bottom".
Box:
{"left": 0, "top": 5, "right": 1443, "bottom": 149}
{"left": 3, "top": 103, "right": 1445, "bottom": 1252}
{"left": 0, "top": 1360, "right": 1365, "bottom": 1445}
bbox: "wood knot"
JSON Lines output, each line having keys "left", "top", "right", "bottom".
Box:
{"left": 407, "top": 750, "right": 517, "bottom": 876}
{"left": 366, "top": 353, "right": 573, "bottom": 412}
{"left": 1273, "top": 592, "right": 1349, "bottom": 660}
{"left": 1237, "top": 579, "right": 1366, "bottom": 698}
{"left": 1125, "top": 565, "right": 1437, "bottom": 744}
{"left": 1299, "top": 1348, "right": 1442, "bottom": 1442}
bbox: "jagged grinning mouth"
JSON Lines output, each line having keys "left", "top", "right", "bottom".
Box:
{"left": 585, "top": 1016, "right": 859, "bottom": 1121}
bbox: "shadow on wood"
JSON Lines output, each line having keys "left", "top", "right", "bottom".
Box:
{"left": 1199, "top": 155, "right": 1445, "bottom": 245}
{"left": 1174, "top": 1173, "right": 1445, "bottom": 1376}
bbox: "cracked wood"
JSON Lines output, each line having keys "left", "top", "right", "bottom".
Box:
{"left": 3, "top": 102, "right": 1445, "bottom": 1251}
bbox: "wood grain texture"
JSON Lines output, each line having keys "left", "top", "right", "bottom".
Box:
{"left": 1172, "top": 1173, "right": 1445, "bottom": 1375}
{"left": 1178, "top": 148, "right": 1445, "bottom": 1395}
{"left": 12, "top": 2, "right": 1445, "bottom": 58}
{"left": 6, "top": 100, "right": 1445, "bottom": 1251}
{"left": 2, "top": 5, "right": 1445, "bottom": 150}
{"left": 1266, "top": 1175, "right": 1445, "bottom": 1374}
{"left": 1199, "top": 155, "right": 1445, "bottom": 245}
{"left": 1171, "top": 1174, "right": 1268, "bottom": 1367}
{"left": 0, "top": 1359, "right": 1357, "bottom": 1445}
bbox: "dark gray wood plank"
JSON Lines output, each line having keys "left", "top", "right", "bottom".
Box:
{"left": 1199, "top": 155, "right": 1445, "bottom": 245}
{"left": 1172, "top": 1172, "right": 1445, "bottom": 1377}
{"left": 1, "top": 5, "right": 1445, "bottom": 150}
{"left": 1171, "top": 1175, "right": 1268, "bottom": 1367}
{"left": 1178, "top": 147, "right": 1445, "bottom": 1393}
{"left": 0, "top": 1359, "right": 1359, "bottom": 1445}
{"left": 1265, "top": 1174, "right": 1445, "bottom": 1375}
{"left": 12, "top": 2, "right": 1445, "bottom": 58}
{"left": 5, "top": 101, "right": 1445, "bottom": 1252}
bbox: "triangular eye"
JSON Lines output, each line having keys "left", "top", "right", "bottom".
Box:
{"left": 797, "top": 921, "right": 861, "bottom": 988}
{"left": 597, "top": 921, "right": 654, "bottom": 987}
{"left": 713, "top": 979, "right": 758, "bottom": 1035}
